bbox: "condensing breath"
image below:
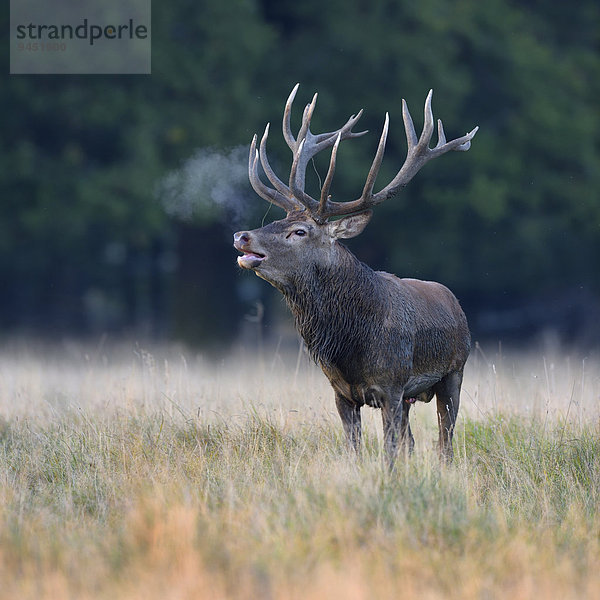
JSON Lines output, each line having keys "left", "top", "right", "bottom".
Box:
{"left": 159, "top": 145, "right": 253, "bottom": 228}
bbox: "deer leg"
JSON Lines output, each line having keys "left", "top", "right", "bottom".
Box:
{"left": 381, "top": 391, "right": 410, "bottom": 468}
{"left": 433, "top": 371, "right": 463, "bottom": 462}
{"left": 402, "top": 400, "right": 415, "bottom": 454}
{"left": 335, "top": 393, "right": 361, "bottom": 453}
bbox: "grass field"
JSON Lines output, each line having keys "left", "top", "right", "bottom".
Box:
{"left": 0, "top": 340, "right": 599, "bottom": 599}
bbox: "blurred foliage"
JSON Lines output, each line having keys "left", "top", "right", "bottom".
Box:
{"left": 1, "top": 0, "right": 599, "bottom": 344}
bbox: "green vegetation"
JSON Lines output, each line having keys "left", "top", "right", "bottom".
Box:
{"left": 2, "top": 1, "right": 599, "bottom": 342}
{"left": 0, "top": 345, "right": 598, "bottom": 598}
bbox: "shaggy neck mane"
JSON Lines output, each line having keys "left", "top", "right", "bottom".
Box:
{"left": 281, "top": 244, "right": 383, "bottom": 370}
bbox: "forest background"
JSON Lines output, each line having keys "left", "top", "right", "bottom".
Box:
{"left": 2, "top": 0, "right": 599, "bottom": 349}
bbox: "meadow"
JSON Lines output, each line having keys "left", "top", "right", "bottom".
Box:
{"left": 0, "top": 339, "right": 598, "bottom": 599}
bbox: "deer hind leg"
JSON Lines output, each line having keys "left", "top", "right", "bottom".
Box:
{"left": 381, "top": 390, "right": 413, "bottom": 468}
{"left": 335, "top": 393, "right": 362, "bottom": 453}
{"left": 433, "top": 370, "right": 463, "bottom": 462}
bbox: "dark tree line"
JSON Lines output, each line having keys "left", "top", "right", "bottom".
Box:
{"left": 1, "top": 0, "right": 599, "bottom": 346}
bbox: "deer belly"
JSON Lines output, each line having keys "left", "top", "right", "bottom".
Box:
{"left": 326, "top": 372, "right": 386, "bottom": 408}
{"left": 325, "top": 366, "right": 441, "bottom": 408}
{"left": 403, "top": 374, "right": 441, "bottom": 398}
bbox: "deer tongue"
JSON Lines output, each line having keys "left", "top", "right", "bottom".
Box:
{"left": 237, "top": 252, "right": 265, "bottom": 269}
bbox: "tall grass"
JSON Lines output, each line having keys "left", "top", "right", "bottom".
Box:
{"left": 0, "top": 341, "right": 598, "bottom": 599}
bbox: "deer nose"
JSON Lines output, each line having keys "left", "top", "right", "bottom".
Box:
{"left": 233, "top": 231, "right": 250, "bottom": 248}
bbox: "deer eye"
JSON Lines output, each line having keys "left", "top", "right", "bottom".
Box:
{"left": 286, "top": 228, "right": 308, "bottom": 239}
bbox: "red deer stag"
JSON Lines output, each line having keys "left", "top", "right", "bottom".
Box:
{"left": 234, "top": 85, "right": 478, "bottom": 464}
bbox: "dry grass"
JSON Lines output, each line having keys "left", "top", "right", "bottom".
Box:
{"left": 0, "top": 339, "right": 599, "bottom": 599}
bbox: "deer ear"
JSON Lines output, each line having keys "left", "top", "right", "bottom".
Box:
{"left": 327, "top": 210, "right": 373, "bottom": 239}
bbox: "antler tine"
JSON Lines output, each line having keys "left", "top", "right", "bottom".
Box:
{"left": 259, "top": 123, "right": 302, "bottom": 206}
{"left": 319, "top": 133, "right": 341, "bottom": 216}
{"left": 282, "top": 83, "right": 300, "bottom": 150}
{"left": 402, "top": 98, "right": 419, "bottom": 149}
{"left": 436, "top": 119, "right": 447, "bottom": 147}
{"left": 313, "top": 110, "right": 368, "bottom": 147}
{"left": 289, "top": 139, "right": 320, "bottom": 214}
{"left": 248, "top": 134, "right": 299, "bottom": 213}
{"left": 428, "top": 123, "right": 479, "bottom": 157}
{"left": 361, "top": 112, "right": 389, "bottom": 201}
{"left": 296, "top": 93, "right": 318, "bottom": 147}
{"left": 417, "top": 89, "right": 435, "bottom": 150}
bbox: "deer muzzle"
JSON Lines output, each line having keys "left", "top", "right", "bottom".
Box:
{"left": 233, "top": 231, "right": 266, "bottom": 269}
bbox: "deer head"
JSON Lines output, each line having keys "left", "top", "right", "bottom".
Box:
{"left": 234, "top": 84, "right": 478, "bottom": 289}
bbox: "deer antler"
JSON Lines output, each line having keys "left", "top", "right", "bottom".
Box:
{"left": 248, "top": 84, "right": 367, "bottom": 217}
{"left": 248, "top": 85, "right": 478, "bottom": 223}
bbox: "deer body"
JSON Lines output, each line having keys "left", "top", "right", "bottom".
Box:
{"left": 234, "top": 85, "right": 477, "bottom": 463}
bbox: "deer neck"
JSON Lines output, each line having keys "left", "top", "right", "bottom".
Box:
{"left": 281, "top": 245, "right": 380, "bottom": 368}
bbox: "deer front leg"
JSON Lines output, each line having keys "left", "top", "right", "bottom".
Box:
{"left": 381, "top": 390, "right": 412, "bottom": 468}
{"left": 335, "top": 393, "right": 362, "bottom": 453}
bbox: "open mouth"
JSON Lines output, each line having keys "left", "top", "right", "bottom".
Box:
{"left": 237, "top": 251, "right": 266, "bottom": 269}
